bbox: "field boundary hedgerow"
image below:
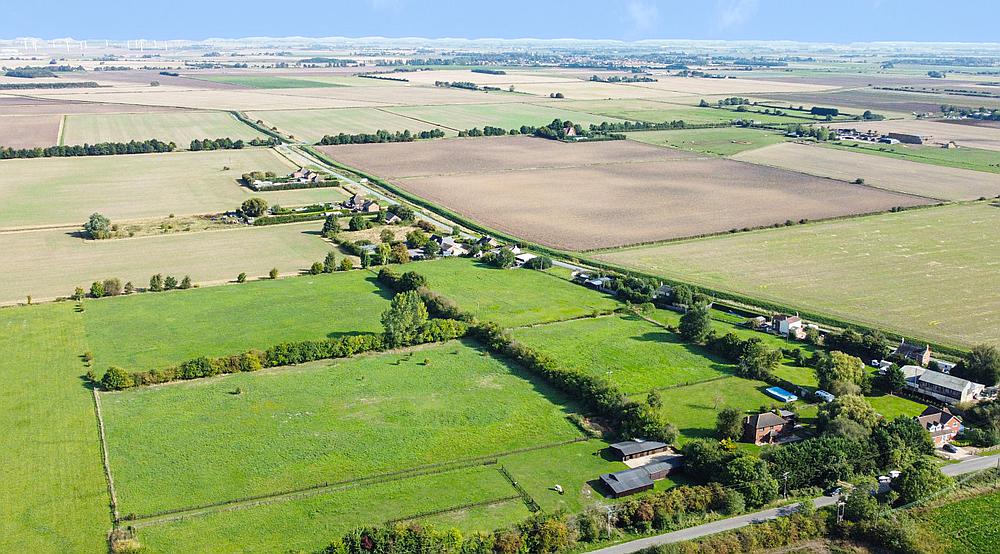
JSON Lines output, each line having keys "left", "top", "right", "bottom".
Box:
{"left": 92, "top": 388, "right": 120, "bottom": 523}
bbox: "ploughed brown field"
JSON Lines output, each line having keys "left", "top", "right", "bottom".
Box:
{"left": 0, "top": 115, "right": 61, "bottom": 148}
{"left": 323, "top": 136, "right": 930, "bottom": 250}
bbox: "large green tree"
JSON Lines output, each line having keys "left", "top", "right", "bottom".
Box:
{"left": 83, "top": 212, "right": 112, "bottom": 239}
{"left": 381, "top": 290, "right": 428, "bottom": 348}
{"left": 893, "top": 458, "right": 952, "bottom": 504}
{"left": 723, "top": 455, "right": 779, "bottom": 507}
{"left": 679, "top": 302, "right": 712, "bottom": 343}
{"left": 816, "top": 351, "right": 866, "bottom": 393}
{"left": 240, "top": 197, "right": 268, "bottom": 217}
{"left": 954, "top": 344, "right": 1000, "bottom": 386}
{"left": 737, "top": 341, "right": 782, "bottom": 380}
{"left": 715, "top": 407, "right": 744, "bottom": 441}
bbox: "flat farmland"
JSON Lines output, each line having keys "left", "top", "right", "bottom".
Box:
{"left": 195, "top": 75, "right": 345, "bottom": 89}
{"left": 0, "top": 222, "right": 332, "bottom": 305}
{"left": 22, "top": 89, "right": 381, "bottom": 110}
{"left": 628, "top": 127, "right": 790, "bottom": 156}
{"left": 733, "top": 142, "right": 1000, "bottom": 200}
{"left": 83, "top": 269, "right": 390, "bottom": 370}
{"left": 383, "top": 102, "right": 629, "bottom": 131}
{"left": 279, "top": 85, "right": 529, "bottom": 106}
{"left": 512, "top": 315, "right": 732, "bottom": 394}
{"left": 831, "top": 119, "right": 1000, "bottom": 152}
{"left": 249, "top": 107, "right": 447, "bottom": 143}
{"left": 60, "top": 111, "right": 267, "bottom": 146}
{"left": 0, "top": 114, "right": 61, "bottom": 148}
{"left": 492, "top": 80, "right": 675, "bottom": 100}
{"left": 627, "top": 76, "right": 837, "bottom": 95}
{"left": 400, "top": 69, "right": 581, "bottom": 86}
{"left": 101, "top": 341, "right": 583, "bottom": 515}
{"left": 766, "top": 88, "right": 1000, "bottom": 115}
{"left": 596, "top": 203, "right": 1000, "bottom": 348}
{"left": 321, "top": 134, "right": 688, "bottom": 178}
{"left": 330, "top": 136, "right": 928, "bottom": 250}
{"left": 919, "top": 489, "right": 1000, "bottom": 553}
{"left": 0, "top": 97, "right": 183, "bottom": 116}
{"left": 0, "top": 149, "right": 315, "bottom": 229}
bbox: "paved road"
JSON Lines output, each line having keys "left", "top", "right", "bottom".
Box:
{"left": 589, "top": 454, "right": 1000, "bottom": 554}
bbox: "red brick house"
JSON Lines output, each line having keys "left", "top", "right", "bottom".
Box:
{"left": 915, "top": 406, "right": 962, "bottom": 447}
{"left": 743, "top": 412, "right": 792, "bottom": 445}
{"left": 894, "top": 340, "right": 931, "bottom": 366}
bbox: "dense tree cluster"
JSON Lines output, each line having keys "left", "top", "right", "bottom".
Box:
{"left": 189, "top": 137, "right": 279, "bottom": 151}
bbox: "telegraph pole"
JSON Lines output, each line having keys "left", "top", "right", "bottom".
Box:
{"left": 782, "top": 471, "right": 790, "bottom": 499}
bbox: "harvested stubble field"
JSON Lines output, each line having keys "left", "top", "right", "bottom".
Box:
{"left": 327, "top": 136, "right": 929, "bottom": 250}
{"left": 733, "top": 142, "right": 1000, "bottom": 201}
{"left": 60, "top": 111, "right": 268, "bottom": 147}
{"left": 830, "top": 119, "right": 1000, "bottom": 152}
{"left": 279, "top": 85, "right": 530, "bottom": 107}
{"left": 596, "top": 203, "right": 1000, "bottom": 348}
{"left": 382, "top": 102, "right": 628, "bottom": 131}
{"left": 248, "top": 107, "right": 448, "bottom": 143}
{"left": 766, "top": 88, "right": 1000, "bottom": 114}
{"left": 0, "top": 222, "right": 333, "bottom": 305}
{"left": 0, "top": 149, "right": 349, "bottom": 229}
{"left": 20, "top": 89, "right": 382, "bottom": 111}
{"left": 101, "top": 341, "right": 583, "bottom": 515}
{"left": 627, "top": 127, "right": 790, "bottom": 156}
{"left": 195, "top": 75, "right": 346, "bottom": 89}
{"left": 0, "top": 96, "right": 184, "bottom": 116}
{"left": 626, "top": 76, "right": 837, "bottom": 95}
{"left": 0, "top": 114, "right": 61, "bottom": 148}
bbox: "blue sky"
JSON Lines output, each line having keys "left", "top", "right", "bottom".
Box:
{"left": 3, "top": 0, "right": 997, "bottom": 43}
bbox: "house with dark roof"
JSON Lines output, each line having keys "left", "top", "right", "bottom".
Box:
{"left": 607, "top": 439, "right": 670, "bottom": 461}
{"left": 915, "top": 406, "right": 962, "bottom": 447}
{"left": 743, "top": 411, "right": 792, "bottom": 445}
{"left": 599, "top": 455, "right": 684, "bottom": 498}
{"left": 894, "top": 340, "right": 932, "bottom": 366}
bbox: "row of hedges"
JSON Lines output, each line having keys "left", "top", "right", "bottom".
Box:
{"left": 101, "top": 320, "right": 467, "bottom": 391}
{"left": 247, "top": 180, "right": 339, "bottom": 192}
{"left": 252, "top": 212, "right": 328, "bottom": 226}
{"left": 468, "top": 320, "right": 675, "bottom": 442}
{"left": 1, "top": 139, "right": 176, "bottom": 159}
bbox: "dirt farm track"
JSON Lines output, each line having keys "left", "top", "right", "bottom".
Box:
{"left": 324, "top": 136, "right": 932, "bottom": 250}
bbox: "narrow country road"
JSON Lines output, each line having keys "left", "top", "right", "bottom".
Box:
{"left": 588, "top": 453, "right": 1000, "bottom": 554}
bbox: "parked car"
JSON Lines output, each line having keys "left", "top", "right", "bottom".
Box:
{"left": 943, "top": 443, "right": 959, "bottom": 453}
{"left": 826, "top": 487, "right": 842, "bottom": 497}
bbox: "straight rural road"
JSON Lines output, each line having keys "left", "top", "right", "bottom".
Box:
{"left": 589, "top": 453, "right": 1000, "bottom": 554}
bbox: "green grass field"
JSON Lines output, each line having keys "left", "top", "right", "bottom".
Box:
{"left": 196, "top": 75, "right": 345, "bottom": 89}
{"left": 83, "top": 269, "right": 390, "bottom": 370}
{"left": 409, "top": 258, "right": 623, "bottom": 327}
{"left": 825, "top": 141, "right": 1000, "bottom": 174}
{"left": 512, "top": 315, "right": 732, "bottom": 394}
{"left": 867, "top": 393, "right": 928, "bottom": 420}
{"left": 0, "top": 148, "right": 316, "bottom": 229}
{"left": 384, "top": 102, "right": 629, "bottom": 131}
{"left": 0, "top": 304, "right": 109, "bottom": 553}
{"left": 61, "top": 112, "right": 267, "bottom": 148}
{"left": 135, "top": 466, "right": 531, "bottom": 553}
{"left": 249, "top": 107, "right": 449, "bottom": 143}
{"left": 921, "top": 489, "right": 1000, "bottom": 553}
{"left": 101, "top": 341, "right": 584, "bottom": 515}
{"left": 596, "top": 203, "right": 1000, "bottom": 348}
{"left": 627, "top": 127, "right": 790, "bottom": 156}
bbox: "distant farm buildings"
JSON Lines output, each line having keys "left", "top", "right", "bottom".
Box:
{"left": 901, "top": 365, "right": 986, "bottom": 405}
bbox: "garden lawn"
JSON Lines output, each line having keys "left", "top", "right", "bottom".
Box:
{"left": 61, "top": 111, "right": 267, "bottom": 147}
{"left": 512, "top": 314, "right": 733, "bottom": 395}
{"left": 135, "top": 466, "right": 530, "bottom": 553}
{"left": 383, "top": 103, "right": 629, "bottom": 131}
{"left": 596, "top": 203, "right": 1000, "bottom": 348}
{"left": 920, "top": 489, "right": 1000, "bottom": 553}
{"left": 101, "top": 341, "right": 584, "bottom": 515}
{"left": 83, "top": 269, "right": 391, "bottom": 370}
{"left": 627, "top": 127, "right": 790, "bottom": 156}
{"left": 407, "top": 258, "right": 622, "bottom": 327}
{"left": 867, "top": 394, "right": 928, "bottom": 420}
{"left": 653, "top": 376, "right": 819, "bottom": 445}
{"left": 0, "top": 303, "right": 108, "bottom": 553}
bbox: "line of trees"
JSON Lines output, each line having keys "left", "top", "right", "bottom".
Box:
{"left": 0, "top": 81, "right": 99, "bottom": 90}
{"left": 318, "top": 128, "right": 445, "bottom": 145}
{"left": 1, "top": 139, "right": 176, "bottom": 159}
{"left": 189, "top": 137, "right": 279, "bottom": 150}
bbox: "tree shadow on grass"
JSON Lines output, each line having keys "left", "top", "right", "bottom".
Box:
{"left": 326, "top": 330, "right": 370, "bottom": 340}
{"left": 365, "top": 275, "right": 396, "bottom": 301}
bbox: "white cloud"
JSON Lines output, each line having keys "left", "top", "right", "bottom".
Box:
{"left": 623, "top": 0, "right": 660, "bottom": 37}
{"left": 715, "top": 0, "right": 760, "bottom": 31}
